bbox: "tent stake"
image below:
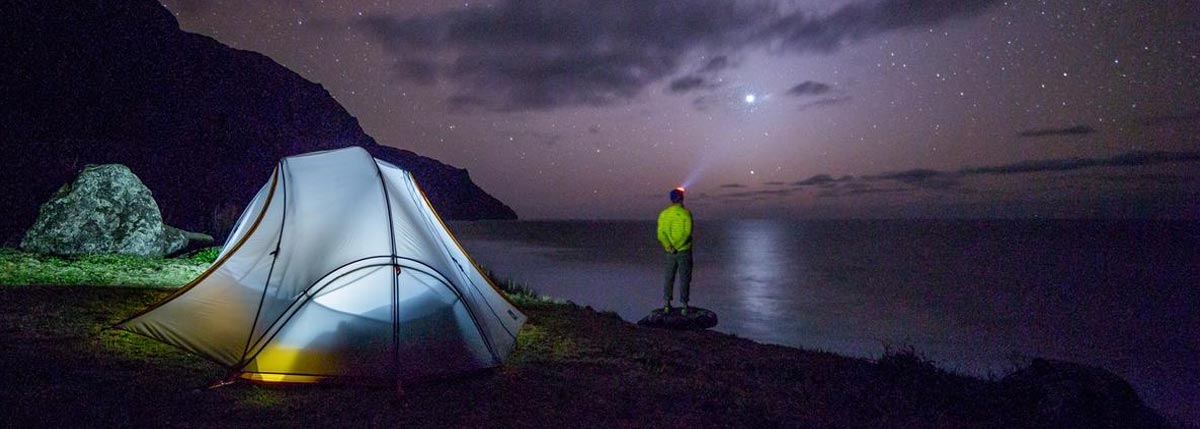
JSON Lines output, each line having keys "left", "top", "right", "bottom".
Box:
{"left": 207, "top": 378, "right": 238, "bottom": 390}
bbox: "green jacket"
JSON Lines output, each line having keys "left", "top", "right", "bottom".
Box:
{"left": 656, "top": 203, "right": 693, "bottom": 252}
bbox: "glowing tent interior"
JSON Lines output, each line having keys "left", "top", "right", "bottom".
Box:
{"left": 117, "top": 147, "right": 526, "bottom": 383}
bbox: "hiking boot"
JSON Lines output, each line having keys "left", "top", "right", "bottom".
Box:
{"left": 680, "top": 305, "right": 689, "bottom": 316}
{"left": 663, "top": 303, "right": 672, "bottom": 313}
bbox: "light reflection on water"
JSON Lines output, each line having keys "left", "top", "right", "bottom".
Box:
{"left": 728, "top": 219, "right": 788, "bottom": 331}
{"left": 450, "top": 219, "right": 1199, "bottom": 423}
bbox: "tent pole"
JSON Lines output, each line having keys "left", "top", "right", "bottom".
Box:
{"left": 373, "top": 158, "right": 404, "bottom": 398}
{"left": 237, "top": 160, "right": 289, "bottom": 368}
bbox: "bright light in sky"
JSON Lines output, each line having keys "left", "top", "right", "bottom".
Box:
{"left": 744, "top": 94, "right": 756, "bottom": 104}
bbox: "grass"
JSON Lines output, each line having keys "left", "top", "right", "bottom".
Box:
{"left": 485, "top": 268, "right": 565, "bottom": 307}
{"left": 0, "top": 247, "right": 215, "bottom": 287}
{"left": 0, "top": 253, "right": 1172, "bottom": 427}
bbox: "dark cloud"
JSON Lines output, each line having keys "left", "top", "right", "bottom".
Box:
{"left": 698, "top": 55, "right": 731, "bottom": 73}
{"left": 781, "top": 151, "right": 1200, "bottom": 199}
{"left": 865, "top": 168, "right": 960, "bottom": 189}
{"left": 797, "top": 96, "right": 852, "bottom": 111}
{"left": 816, "top": 185, "right": 909, "bottom": 198}
{"left": 755, "top": 0, "right": 1003, "bottom": 53}
{"left": 792, "top": 174, "right": 836, "bottom": 186}
{"left": 362, "top": 0, "right": 1004, "bottom": 111}
{"left": 1017, "top": 125, "right": 1096, "bottom": 138}
{"left": 720, "top": 188, "right": 796, "bottom": 199}
{"left": 719, "top": 183, "right": 746, "bottom": 188}
{"left": 959, "top": 151, "right": 1200, "bottom": 175}
{"left": 858, "top": 151, "right": 1200, "bottom": 188}
{"left": 787, "top": 80, "right": 832, "bottom": 96}
{"left": 392, "top": 59, "right": 438, "bottom": 84}
{"left": 668, "top": 76, "right": 711, "bottom": 93}
{"left": 362, "top": 0, "right": 770, "bottom": 111}
{"left": 690, "top": 88, "right": 762, "bottom": 112}
{"left": 792, "top": 174, "right": 852, "bottom": 186}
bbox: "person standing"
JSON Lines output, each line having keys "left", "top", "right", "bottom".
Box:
{"left": 657, "top": 187, "right": 693, "bottom": 315}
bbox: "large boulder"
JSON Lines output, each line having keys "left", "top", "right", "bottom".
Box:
{"left": 998, "top": 358, "right": 1168, "bottom": 428}
{"left": 20, "top": 164, "right": 190, "bottom": 257}
{"left": 638, "top": 307, "right": 718, "bottom": 330}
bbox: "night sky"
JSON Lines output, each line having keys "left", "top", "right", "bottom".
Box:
{"left": 160, "top": 0, "right": 1199, "bottom": 220}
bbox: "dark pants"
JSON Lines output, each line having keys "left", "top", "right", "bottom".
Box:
{"left": 663, "top": 249, "right": 693, "bottom": 305}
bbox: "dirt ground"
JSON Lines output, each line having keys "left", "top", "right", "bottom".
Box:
{"left": 0, "top": 285, "right": 1168, "bottom": 428}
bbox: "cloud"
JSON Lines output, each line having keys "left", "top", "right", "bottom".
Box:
{"left": 864, "top": 168, "right": 960, "bottom": 189}
{"left": 361, "top": 0, "right": 1004, "bottom": 111}
{"left": 691, "top": 88, "right": 759, "bottom": 112}
{"left": 959, "top": 151, "right": 1200, "bottom": 175}
{"left": 817, "top": 186, "right": 909, "bottom": 198}
{"left": 361, "top": 0, "right": 769, "bottom": 111}
{"left": 721, "top": 188, "right": 796, "bottom": 199}
{"left": 719, "top": 183, "right": 746, "bottom": 188}
{"left": 786, "top": 80, "right": 832, "bottom": 96}
{"left": 698, "top": 55, "right": 731, "bottom": 73}
{"left": 797, "top": 95, "right": 852, "bottom": 111}
{"left": 792, "top": 174, "right": 836, "bottom": 186}
{"left": 668, "top": 76, "right": 711, "bottom": 93}
{"left": 1017, "top": 125, "right": 1096, "bottom": 138}
{"left": 792, "top": 174, "right": 852, "bottom": 186}
{"left": 771, "top": 151, "right": 1200, "bottom": 199}
{"left": 754, "top": 0, "right": 1002, "bottom": 53}
{"left": 853, "top": 151, "right": 1200, "bottom": 189}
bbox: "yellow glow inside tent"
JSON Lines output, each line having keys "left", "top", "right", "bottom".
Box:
{"left": 239, "top": 373, "right": 325, "bottom": 383}
{"left": 240, "top": 346, "right": 306, "bottom": 382}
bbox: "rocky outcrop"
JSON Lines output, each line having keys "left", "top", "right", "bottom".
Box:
{"left": 637, "top": 307, "right": 718, "bottom": 330}
{"left": 20, "top": 164, "right": 190, "bottom": 257}
{"left": 998, "top": 358, "right": 1169, "bottom": 428}
{"left": 0, "top": 0, "right": 515, "bottom": 244}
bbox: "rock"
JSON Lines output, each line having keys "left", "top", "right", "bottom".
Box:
{"left": 181, "top": 230, "right": 215, "bottom": 245}
{"left": 20, "top": 164, "right": 192, "bottom": 257}
{"left": 637, "top": 307, "right": 718, "bottom": 330}
{"left": 999, "top": 358, "right": 1168, "bottom": 428}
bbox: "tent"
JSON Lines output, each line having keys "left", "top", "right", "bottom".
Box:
{"left": 117, "top": 147, "right": 526, "bottom": 383}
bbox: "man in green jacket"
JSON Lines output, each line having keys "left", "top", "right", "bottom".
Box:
{"left": 657, "top": 187, "right": 693, "bottom": 315}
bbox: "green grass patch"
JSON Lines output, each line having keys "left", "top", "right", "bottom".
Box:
{"left": 0, "top": 247, "right": 210, "bottom": 288}
{"left": 185, "top": 246, "right": 222, "bottom": 263}
{"left": 484, "top": 268, "right": 563, "bottom": 306}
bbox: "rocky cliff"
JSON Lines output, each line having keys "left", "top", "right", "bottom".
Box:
{"left": 0, "top": 0, "right": 516, "bottom": 243}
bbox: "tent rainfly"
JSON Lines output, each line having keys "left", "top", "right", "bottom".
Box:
{"left": 117, "top": 147, "right": 526, "bottom": 383}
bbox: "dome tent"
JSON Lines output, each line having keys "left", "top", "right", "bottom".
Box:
{"left": 117, "top": 147, "right": 525, "bottom": 383}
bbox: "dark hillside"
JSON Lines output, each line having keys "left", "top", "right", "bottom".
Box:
{"left": 0, "top": 0, "right": 515, "bottom": 242}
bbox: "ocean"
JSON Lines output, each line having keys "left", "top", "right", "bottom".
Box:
{"left": 448, "top": 219, "right": 1198, "bottom": 423}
